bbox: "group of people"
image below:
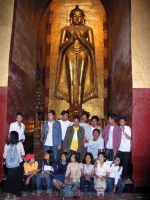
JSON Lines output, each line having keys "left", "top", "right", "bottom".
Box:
{"left": 2, "top": 110, "right": 131, "bottom": 199}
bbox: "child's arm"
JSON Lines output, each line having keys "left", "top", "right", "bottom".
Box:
{"left": 114, "top": 167, "right": 123, "bottom": 186}
{"left": 80, "top": 166, "right": 85, "bottom": 176}
{"left": 93, "top": 162, "right": 99, "bottom": 178}
{"left": 101, "top": 171, "right": 110, "bottom": 180}
{"left": 51, "top": 163, "right": 58, "bottom": 175}
{"left": 82, "top": 136, "right": 87, "bottom": 146}
{"left": 63, "top": 128, "right": 69, "bottom": 151}
{"left": 84, "top": 139, "right": 92, "bottom": 148}
{"left": 123, "top": 127, "right": 131, "bottom": 140}
{"left": 66, "top": 163, "right": 71, "bottom": 177}
{"left": 98, "top": 138, "right": 104, "bottom": 153}
{"left": 25, "top": 169, "right": 40, "bottom": 176}
{"left": 73, "top": 164, "right": 81, "bottom": 182}
{"left": 101, "top": 164, "right": 110, "bottom": 180}
{"left": 65, "top": 163, "right": 71, "bottom": 183}
{"left": 42, "top": 122, "right": 48, "bottom": 136}
{"left": 3, "top": 144, "right": 7, "bottom": 159}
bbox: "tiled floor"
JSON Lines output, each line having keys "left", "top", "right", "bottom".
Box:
{"left": 0, "top": 193, "right": 150, "bottom": 200}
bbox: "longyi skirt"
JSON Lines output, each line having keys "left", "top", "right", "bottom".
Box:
{"left": 3, "top": 162, "right": 23, "bottom": 197}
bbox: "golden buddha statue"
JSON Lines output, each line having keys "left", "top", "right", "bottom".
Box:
{"left": 55, "top": 5, "right": 98, "bottom": 112}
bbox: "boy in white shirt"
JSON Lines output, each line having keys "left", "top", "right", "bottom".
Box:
{"left": 84, "top": 129, "right": 104, "bottom": 160}
{"left": 58, "top": 110, "right": 70, "bottom": 156}
{"left": 86, "top": 115, "right": 102, "bottom": 140}
{"left": 118, "top": 116, "right": 131, "bottom": 180}
{"left": 58, "top": 110, "right": 70, "bottom": 141}
{"left": 106, "top": 155, "right": 125, "bottom": 197}
{"left": 9, "top": 112, "right": 25, "bottom": 142}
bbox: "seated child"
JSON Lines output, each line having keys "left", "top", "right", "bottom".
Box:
{"left": 106, "top": 155, "right": 125, "bottom": 198}
{"left": 80, "top": 152, "right": 94, "bottom": 198}
{"left": 84, "top": 129, "right": 104, "bottom": 160}
{"left": 36, "top": 150, "right": 57, "bottom": 197}
{"left": 53, "top": 152, "right": 69, "bottom": 191}
{"left": 65, "top": 153, "right": 81, "bottom": 197}
{"left": 93, "top": 152, "right": 110, "bottom": 199}
{"left": 23, "top": 154, "right": 39, "bottom": 196}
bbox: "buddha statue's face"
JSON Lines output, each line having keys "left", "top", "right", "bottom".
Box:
{"left": 70, "top": 10, "right": 84, "bottom": 25}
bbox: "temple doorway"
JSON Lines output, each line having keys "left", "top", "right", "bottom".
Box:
{"left": 2, "top": 0, "right": 150, "bottom": 188}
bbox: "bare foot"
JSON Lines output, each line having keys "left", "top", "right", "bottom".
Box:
{"left": 23, "top": 194, "right": 27, "bottom": 197}
{"left": 31, "top": 193, "right": 36, "bottom": 196}
{"left": 4, "top": 196, "right": 10, "bottom": 200}
{"left": 119, "top": 195, "right": 126, "bottom": 199}
{"left": 88, "top": 194, "right": 92, "bottom": 198}
{"left": 48, "top": 193, "right": 53, "bottom": 197}
{"left": 36, "top": 193, "right": 40, "bottom": 197}
{"left": 111, "top": 193, "right": 116, "bottom": 197}
{"left": 13, "top": 196, "right": 20, "bottom": 200}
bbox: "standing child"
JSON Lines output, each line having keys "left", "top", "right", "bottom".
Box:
{"left": 3, "top": 131, "right": 25, "bottom": 200}
{"left": 80, "top": 152, "right": 94, "bottom": 198}
{"left": 65, "top": 153, "right": 81, "bottom": 197}
{"left": 23, "top": 154, "right": 39, "bottom": 196}
{"left": 84, "top": 129, "right": 104, "bottom": 160}
{"left": 86, "top": 116, "right": 102, "bottom": 140}
{"left": 118, "top": 116, "right": 131, "bottom": 180}
{"left": 42, "top": 110, "right": 62, "bottom": 161}
{"left": 36, "top": 150, "right": 57, "bottom": 197}
{"left": 58, "top": 111, "right": 70, "bottom": 157}
{"left": 63, "top": 115, "right": 85, "bottom": 160}
{"left": 53, "top": 152, "right": 69, "bottom": 192}
{"left": 106, "top": 155, "right": 125, "bottom": 198}
{"left": 93, "top": 152, "right": 110, "bottom": 199}
{"left": 9, "top": 112, "right": 25, "bottom": 142}
{"left": 102, "top": 114, "right": 122, "bottom": 161}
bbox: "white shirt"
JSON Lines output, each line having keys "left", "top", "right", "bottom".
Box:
{"left": 58, "top": 119, "right": 70, "bottom": 140}
{"left": 86, "top": 126, "right": 103, "bottom": 140}
{"left": 80, "top": 163, "right": 94, "bottom": 175}
{"left": 95, "top": 161, "right": 110, "bottom": 177}
{"left": 84, "top": 138, "right": 104, "bottom": 159}
{"left": 45, "top": 121, "right": 54, "bottom": 146}
{"left": 118, "top": 125, "right": 131, "bottom": 152}
{"left": 108, "top": 162, "right": 123, "bottom": 185}
{"left": 72, "top": 131, "right": 78, "bottom": 141}
{"left": 3, "top": 142, "right": 25, "bottom": 162}
{"left": 9, "top": 122, "right": 25, "bottom": 141}
{"left": 106, "top": 126, "right": 114, "bottom": 149}
{"left": 79, "top": 122, "right": 90, "bottom": 136}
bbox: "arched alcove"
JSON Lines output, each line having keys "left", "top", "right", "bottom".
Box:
{"left": 1, "top": 0, "right": 149, "bottom": 188}
{"left": 5, "top": 0, "right": 132, "bottom": 178}
{"left": 37, "top": 0, "right": 108, "bottom": 120}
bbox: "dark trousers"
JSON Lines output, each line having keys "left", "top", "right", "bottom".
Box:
{"left": 118, "top": 151, "right": 130, "bottom": 179}
{"left": 58, "top": 140, "right": 64, "bottom": 160}
{"left": 106, "top": 177, "right": 125, "bottom": 196}
{"left": 80, "top": 176, "right": 94, "bottom": 195}
{"left": 105, "top": 148, "right": 115, "bottom": 161}
{"left": 23, "top": 175, "right": 36, "bottom": 193}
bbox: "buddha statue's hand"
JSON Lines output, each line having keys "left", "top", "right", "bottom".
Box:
{"left": 74, "top": 28, "right": 81, "bottom": 39}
